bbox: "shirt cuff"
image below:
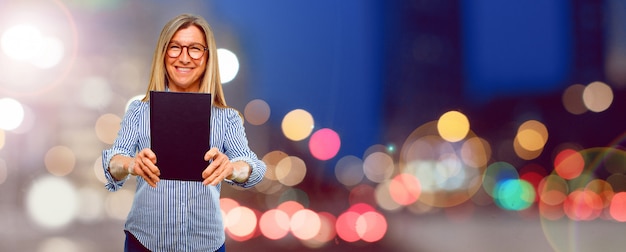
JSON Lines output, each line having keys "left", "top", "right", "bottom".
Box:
{"left": 228, "top": 156, "right": 264, "bottom": 188}
{"left": 104, "top": 169, "right": 129, "bottom": 192}
{"left": 102, "top": 151, "right": 130, "bottom": 192}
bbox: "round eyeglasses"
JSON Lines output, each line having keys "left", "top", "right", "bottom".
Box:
{"left": 166, "top": 42, "right": 208, "bottom": 60}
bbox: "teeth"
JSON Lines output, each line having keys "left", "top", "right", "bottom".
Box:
{"left": 177, "top": 67, "right": 191, "bottom": 71}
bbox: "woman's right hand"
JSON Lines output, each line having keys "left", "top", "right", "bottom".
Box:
{"left": 131, "top": 148, "right": 161, "bottom": 187}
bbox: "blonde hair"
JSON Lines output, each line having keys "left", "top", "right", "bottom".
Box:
{"left": 142, "top": 13, "right": 228, "bottom": 108}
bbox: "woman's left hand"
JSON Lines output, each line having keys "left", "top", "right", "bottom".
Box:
{"left": 202, "top": 147, "right": 234, "bottom": 186}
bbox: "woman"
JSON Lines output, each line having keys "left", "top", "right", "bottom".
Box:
{"left": 102, "top": 13, "right": 266, "bottom": 252}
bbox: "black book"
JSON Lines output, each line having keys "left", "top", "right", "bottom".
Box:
{"left": 149, "top": 91, "right": 211, "bottom": 181}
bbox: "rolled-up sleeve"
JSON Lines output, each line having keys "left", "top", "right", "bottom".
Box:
{"left": 222, "top": 108, "right": 266, "bottom": 188}
{"left": 102, "top": 100, "right": 142, "bottom": 191}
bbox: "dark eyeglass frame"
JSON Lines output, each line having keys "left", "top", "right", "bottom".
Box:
{"left": 166, "top": 42, "right": 208, "bottom": 60}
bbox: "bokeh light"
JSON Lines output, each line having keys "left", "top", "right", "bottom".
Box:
{"left": 513, "top": 136, "right": 543, "bottom": 160}
{"left": 290, "top": 209, "right": 321, "bottom": 240}
{"left": 609, "top": 192, "right": 626, "bottom": 222}
{"left": 1, "top": 23, "right": 65, "bottom": 69}
{"left": 363, "top": 151, "right": 394, "bottom": 183}
{"left": 398, "top": 121, "right": 484, "bottom": 208}
{"left": 1, "top": 24, "right": 43, "bottom": 61}
{"left": 388, "top": 173, "right": 422, "bottom": 206}
{"left": 92, "top": 156, "right": 107, "bottom": 184}
{"left": 261, "top": 150, "right": 288, "bottom": 182}
{"left": 26, "top": 176, "right": 78, "bottom": 229}
{"left": 275, "top": 156, "right": 307, "bottom": 186}
{"left": 0, "top": 11, "right": 77, "bottom": 96}
{"left": 0, "top": 0, "right": 79, "bottom": 97}
{"left": 437, "top": 111, "right": 470, "bottom": 142}
{"left": 31, "top": 36, "right": 64, "bottom": 69}
{"left": 538, "top": 174, "right": 568, "bottom": 221}
{"left": 483, "top": 162, "right": 519, "bottom": 197}
{"left": 309, "top": 128, "right": 341, "bottom": 161}
{"left": 281, "top": 109, "right": 314, "bottom": 141}
{"left": 516, "top": 120, "right": 548, "bottom": 152}
{"left": 301, "top": 212, "right": 336, "bottom": 248}
{"left": 513, "top": 120, "right": 548, "bottom": 160}
{"left": 336, "top": 210, "right": 361, "bottom": 242}
{"left": 493, "top": 179, "right": 536, "bottom": 211}
{"left": 256, "top": 150, "right": 288, "bottom": 194}
{"left": 277, "top": 200, "right": 305, "bottom": 217}
{"left": 357, "top": 211, "right": 387, "bottom": 242}
{"left": 400, "top": 121, "right": 443, "bottom": 172}
{"left": 538, "top": 175, "right": 568, "bottom": 206}
{"left": 95, "top": 113, "right": 121, "bottom": 145}
{"left": 585, "top": 179, "right": 613, "bottom": 210}
{"left": 375, "top": 180, "right": 403, "bottom": 212}
{"left": 220, "top": 197, "right": 240, "bottom": 214}
{"left": 554, "top": 149, "right": 584, "bottom": 180}
{"left": 519, "top": 163, "right": 548, "bottom": 202}
{"left": 225, "top": 206, "right": 257, "bottom": 240}
{"left": 217, "top": 48, "right": 239, "bottom": 84}
{"left": 562, "top": 84, "right": 588, "bottom": 115}
{"left": 259, "top": 209, "right": 290, "bottom": 240}
{"left": 563, "top": 189, "right": 603, "bottom": 221}
{"left": 0, "top": 98, "right": 25, "bottom": 130}
{"left": 244, "top": 99, "right": 271, "bottom": 125}
{"left": 460, "top": 136, "right": 491, "bottom": 168}
{"left": 44, "top": 145, "right": 76, "bottom": 176}
{"left": 335, "top": 155, "right": 364, "bottom": 187}
{"left": 336, "top": 203, "right": 387, "bottom": 243}
{"left": 582, "top": 81, "right": 613, "bottom": 112}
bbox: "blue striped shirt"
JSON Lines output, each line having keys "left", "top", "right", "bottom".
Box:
{"left": 102, "top": 100, "right": 266, "bottom": 251}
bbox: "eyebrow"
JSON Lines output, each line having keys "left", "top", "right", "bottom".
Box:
{"left": 169, "top": 40, "right": 207, "bottom": 47}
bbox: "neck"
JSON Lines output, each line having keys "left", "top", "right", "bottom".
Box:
{"left": 169, "top": 84, "right": 200, "bottom": 93}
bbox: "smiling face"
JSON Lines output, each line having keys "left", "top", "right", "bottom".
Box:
{"left": 164, "top": 25, "right": 208, "bottom": 92}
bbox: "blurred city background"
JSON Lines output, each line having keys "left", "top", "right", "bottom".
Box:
{"left": 0, "top": 0, "right": 625, "bottom": 251}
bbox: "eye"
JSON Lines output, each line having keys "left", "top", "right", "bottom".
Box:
{"left": 190, "top": 45, "right": 204, "bottom": 52}
{"left": 168, "top": 44, "right": 181, "bottom": 50}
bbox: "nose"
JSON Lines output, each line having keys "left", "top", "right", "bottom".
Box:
{"left": 178, "top": 47, "right": 191, "bottom": 63}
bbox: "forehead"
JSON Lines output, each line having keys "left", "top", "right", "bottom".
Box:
{"left": 170, "top": 25, "right": 206, "bottom": 44}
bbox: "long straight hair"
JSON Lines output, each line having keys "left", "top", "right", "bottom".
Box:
{"left": 142, "top": 13, "right": 228, "bottom": 108}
